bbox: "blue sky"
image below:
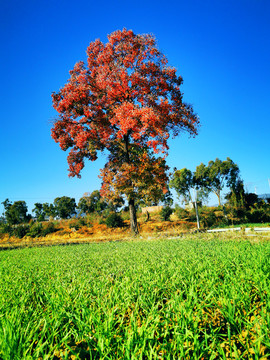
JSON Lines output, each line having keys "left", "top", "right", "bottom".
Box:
{"left": 1, "top": 0, "right": 270, "bottom": 214}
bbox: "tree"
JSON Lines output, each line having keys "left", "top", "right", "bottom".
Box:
{"left": 32, "top": 203, "right": 46, "bottom": 221}
{"left": 51, "top": 29, "right": 199, "bottom": 234}
{"left": 77, "top": 190, "right": 108, "bottom": 215}
{"left": 169, "top": 168, "right": 194, "bottom": 204}
{"left": 77, "top": 190, "right": 124, "bottom": 215}
{"left": 42, "top": 203, "right": 57, "bottom": 219}
{"left": 54, "top": 196, "right": 77, "bottom": 219}
{"left": 169, "top": 168, "right": 209, "bottom": 205}
{"left": 169, "top": 168, "right": 209, "bottom": 230}
{"left": 195, "top": 158, "right": 240, "bottom": 206}
{"left": 2, "top": 199, "right": 29, "bottom": 225}
{"left": 225, "top": 179, "right": 245, "bottom": 209}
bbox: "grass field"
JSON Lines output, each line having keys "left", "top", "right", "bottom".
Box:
{"left": 1, "top": 234, "right": 270, "bottom": 359}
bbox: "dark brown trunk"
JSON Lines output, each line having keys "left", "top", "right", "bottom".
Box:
{"left": 145, "top": 210, "right": 150, "bottom": 222}
{"left": 129, "top": 198, "right": 139, "bottom": 235}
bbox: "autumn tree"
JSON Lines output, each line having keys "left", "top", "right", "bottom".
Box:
{"left": 195, "top": 158, "right": 240, "bottom": 206}
{"left": 51, "top": 29, "right": 199, "bottom": 234}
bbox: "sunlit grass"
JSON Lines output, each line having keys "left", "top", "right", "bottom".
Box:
{"left": 0, "top": 234, "right": 270, "bottom": 359}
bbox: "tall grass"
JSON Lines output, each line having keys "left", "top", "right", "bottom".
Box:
{"left": 0, "top": 234, "right": 270, "bottom": 359}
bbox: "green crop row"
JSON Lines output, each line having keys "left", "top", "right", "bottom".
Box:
{"left": 0, "top": 234, "right": 270, "bottom": 359}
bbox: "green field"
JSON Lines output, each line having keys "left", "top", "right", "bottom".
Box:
{"left": 1, "top": 235, "right": 270, "bottom": 359}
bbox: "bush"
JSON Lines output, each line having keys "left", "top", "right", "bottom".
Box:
{"left": 27, "top": 222, "right": 43, "bottom": 238}
{"left": 13, "top": 225, "right": 29, "bottom": 239}
{"left": 247, "top": 208, "right": 270, "bottom": 223}
{"left": 160, "top": 206, "right": 173, "bottom": 221}
{"left": 174, "top": 206, "right": 189, "bottom": 220}
{"left": 41, "top": 222, "right": 57, "bottom": 236}
{"left": 0, "top": 224, "right": 13, "bottom": 236}
{"left": 68, "top": 217, "right": 89, "bottom": 230}
{"left": 105, "top": 213, "right": 124, "bottom": 228}
{"left": 200, "top": 210, "right": 217, "bottom": 228}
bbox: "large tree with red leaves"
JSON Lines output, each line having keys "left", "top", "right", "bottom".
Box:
{"left": 51, "top": 29, "right": 199, "bottom": 234}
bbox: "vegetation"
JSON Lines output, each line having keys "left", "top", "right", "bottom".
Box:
{"left": 104, "top": 212, "right": 124, "bottom": 228}
{"left": 53, "top": 196, "right": 77, "bottom": 219}
{"left": 169, "top": 168, "right": 210, "bottom": 206}
{"left": 2, "top": 199, "right": 30, "bottom": 225}
{"left": 160, "top": 206, "right": 173, "bottom": 221}
{"left": 1, "top": 235, "right": 270, "bottom": 359}
{"left": 195, "top": 158, "right": 240, "bottom": 207}
{"left": 51, "top": 29, "right": 199, "bottom": 234}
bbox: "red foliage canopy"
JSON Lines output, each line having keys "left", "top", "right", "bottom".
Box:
{"left": 51, "top": 29, "right": 199, "bottom": 206}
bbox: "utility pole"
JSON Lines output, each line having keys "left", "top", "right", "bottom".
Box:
{"left": 193, "top": 189, "right": 200, "bottom": 230}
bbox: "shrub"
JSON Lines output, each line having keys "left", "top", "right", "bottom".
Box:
{"left": 175, "top": 206, "right": 189, "bottom": 220}
{"left": 0, "top": 224, "right": 13, "bottom": 236}
{"left": 13, "top": 225, "right": 29, "bottom": 239}
{"left": 120, "top": 211, "right": 130, "bottom": 221}
{"left": 247, "top": 208, "right": 270, "bottom": 223}
{"left": 68, "top": 217, "right": 89, "bottom": 230}
{"left": 160, "top": 206, "right": 173, "bottom": 221}
{"left": 27, "top": 222, "right": 43, "bottom": 238}
{"left": 41, "top": 222, "right": 57, "bottom": 236}
{"left": 200, "top": 210, "right": 217, "bottom": 228}
{"left": 105, "top": 213, "right": 124, "bottom": 228}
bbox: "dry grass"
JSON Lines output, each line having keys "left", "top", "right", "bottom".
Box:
{"left": 0, "top": 218, "right": 198, "bottom": 249}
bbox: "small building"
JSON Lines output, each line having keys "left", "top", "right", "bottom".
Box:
{"left": 141, "top": 205, "right": 163, "bottom": 214}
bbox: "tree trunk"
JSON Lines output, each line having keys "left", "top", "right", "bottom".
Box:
{"left": 215, "top": 190, "right": 222, "bottom": 207}
{"left": 129, "top": 198, "right": 139, "bottom": 235}
{"left": 145, "top": 210, "right": 150, "bottom": 222}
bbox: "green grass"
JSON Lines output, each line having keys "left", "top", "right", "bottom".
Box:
{"left": 1, "top": 234, "right": 270, "bottom": 359}
{"left": 216, "top": 223, "right": 270, "bottom": 229}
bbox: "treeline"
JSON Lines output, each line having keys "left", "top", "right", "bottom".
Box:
{"left": 1, "top": 191, "right": 124, "bottom": 225}
{"left": 169, "top": 157, "right": 270, "bottom": 227}
{"left": 0, "top": 191, "right": 126, "bottom": 239}
{"left": 1, "top": 158, "right": 270, "bottom": 238}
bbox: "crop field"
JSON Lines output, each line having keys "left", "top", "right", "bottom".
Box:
{"left": 1, "top": 234, "right": 270, "bottom": 359}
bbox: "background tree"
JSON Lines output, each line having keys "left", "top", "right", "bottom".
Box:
{"left": 225, "top": 179, "right": 245, "bottom": 209}
{"left": 43, "top": 203, "right": 57, "bottom": 219}
{"left": 77, "top": 190, "right": 124, "bottom": 215}
{"left": 51, "top": 29, "right": 199, "bottom": 234}
{"left": 169, "top": 168, "right": 210, "bottom": 206}
{"left": 32, "top": 203, "right": 46, "bottom": 221}
{"left": 77, "top": 190, "right": 108, "bottom": 215}
{"left": 2, "top": 199, "right": 30, "bottom": 225}
{"left": 53, "top": 196, "right": 77, "bottom": 219}
{"left": 195, "top": 158, "right": 240, "bottom": 206}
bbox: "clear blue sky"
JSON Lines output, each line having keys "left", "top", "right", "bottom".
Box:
{"left": 1, "top": 0, "right": 270, "bottom": 214}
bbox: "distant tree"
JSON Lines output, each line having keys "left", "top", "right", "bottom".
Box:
{"left": 51, "top": 29, "right": 199, "bottom": 234}
{"left": 2, "top": 199, "right": 29, "bottom": 225}
{"left": 54, "top": 196, "right": 77, "bottom": 219}
{"left": 106, "top": 195, "right": 125, "bottom": 213}
{"left": 78, "top": 190, "right": 125, "bottom": 215}
{"left": 42, "top": 203, "right": 57, "bottom": 219}
{"left": 195, "top": 158, "right": 240, "bottom": 206}
{"left": 170, "top": 168, "right": 193, "bottom": 204}
{"left": 169, "top": 168, "right": 210, "bottom": 206}
{"left": 32, "top": 203, "right": 46, "bottom": 221}
{"left": 77, "top": 190, "right": 108, "bottom": 215}
{"left": 225, "top": 179, "right": 245, "bottom": 208}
